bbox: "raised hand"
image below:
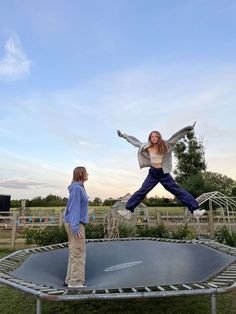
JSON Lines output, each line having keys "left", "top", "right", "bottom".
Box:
{"left": 117, "top": 130, "right": 123, "bottom": 137}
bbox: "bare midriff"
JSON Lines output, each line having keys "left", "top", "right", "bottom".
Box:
{"left": 151, "top": 163, "right": 162, "bottom": 168}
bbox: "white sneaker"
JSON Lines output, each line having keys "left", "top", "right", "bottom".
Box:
{"left": 117, "top": 209, "right": 133, "bottom": 220}
{"left": 193, "top": 209, "right": 206, "bottom": 219}
{"left": 68, "top": 284, "right": 86, "bottom": 289}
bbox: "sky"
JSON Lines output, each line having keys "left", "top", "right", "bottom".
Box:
{"left": 0, "top": 0, "right": 236, "bottom": 201}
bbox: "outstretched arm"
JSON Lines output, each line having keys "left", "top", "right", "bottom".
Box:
{"left": 167, "top": 122, "right": 196, "bottom": 147}
{"left": 117, "top": 130, "right": 143, "bottom": 148}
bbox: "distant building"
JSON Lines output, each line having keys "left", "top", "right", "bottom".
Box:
{"left": 111, "top": 193, "right": 148, "bottom": 218}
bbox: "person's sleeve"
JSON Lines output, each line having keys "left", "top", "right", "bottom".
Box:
{"left": 167, "top": 125, "right": 194, "bottom": 147}
{"left": 117, "top": 130, "right": 143, "bottom": 148}
{"left": 68, "top": 188, "right": 82, "bottom": 235}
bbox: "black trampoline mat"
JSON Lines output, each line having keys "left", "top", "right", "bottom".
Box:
{"left": 10, "top": 240, "right": 236, "bottom": 289}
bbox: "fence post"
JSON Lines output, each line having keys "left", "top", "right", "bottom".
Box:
{"left": 10, "top": 212, "right": 17, "bottom": 249}
{"left": 59, "top": 210, "right": 63, "bottom": 227}
{"left": 155, "top": 208, "right": 161, "bottom": 225}
{"left": 20, "top": 199, "right": 26, "bottom": 216}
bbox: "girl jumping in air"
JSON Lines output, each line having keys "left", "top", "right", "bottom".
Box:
{"left": 117, "top": 123, "right": 206, "bottom": 219}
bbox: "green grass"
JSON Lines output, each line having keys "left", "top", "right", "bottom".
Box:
{"left": 10, "top": 206, "right": 111, "bottom": 215}
{"left": 0, "top": 284, "right": 236, "bottom": 314}
{"left": 10, "top": 206, "right": 185, "bottom": 215}
{"left": 148, "top": 206, "right": 186, "bottom": 216}
{"left": 0, "top": 249, "right": 13, "bottom": 259}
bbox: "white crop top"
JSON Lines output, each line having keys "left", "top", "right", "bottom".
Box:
{"left": 149, "top": 152, "right": 163, "bottom": 164}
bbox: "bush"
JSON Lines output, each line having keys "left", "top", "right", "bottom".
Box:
{"left": 24, "top": 224, "right": 105, "bottom": 245}
{"left": 118, "top": 223, "right": 136, "bottom": 238}
{"left": 136, "top": 224, "right": 169, "bottom": 238}
{"left": 215, "top": 226, "right": 236, "bottom": 247}
{"left": 24, "top": 226, "right": 67, "bottom": 246}
{"left": 172, "top": 224, "right": 196, "bottom": 240}
{"left": 85, "top": 224, "right": 105, "bottom": 239}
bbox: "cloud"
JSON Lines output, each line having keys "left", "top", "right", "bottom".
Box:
{"left": 0, "top": 35, "right": 31, "bottom": 81}
{"left": 0, "top": 179, "right": 50, "bottom": 189}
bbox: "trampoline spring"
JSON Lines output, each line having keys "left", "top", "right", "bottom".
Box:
{"left": 9, "top": 278, "right": 25, "bottom": 284}
{"left": 92, "top": 290, "right": 96, "bottom": 294}
{"left": 212, "top": 278, "right": 234, "bottom": 282}
{"left": 9, "top": 256, "right": 26, "bottom": 262}
{"left": 217, "top": 275, "right": 236, "bottom": 279}
{"left": 193, "top": 283, "right": 206, "bottom": 289}
{"left": 210, "top": 281, "right": 229, "bottom": 286}
{"left": 47, "top": 290, "right": 65, "bottom": 295}
{"left": 224, "top": 272, "right": 236, "bottom": 277}
{"left": 0, "top": 261, "right": 17, "bottom": 267}
{"left": 24, "top": 283, "right": 39, "bottom": 288}
{"left": 34, "top": 286, "right": 50, "bottom": 291}
{"left": 144, "top": 287, "right": 151, "bottom": 292}
{"left": 40, "top": 288, "right": 58, "bottom": 292}
{"left": 58, "top": 244, "right": 66, "bottom": 248}
{"left": 170, "top": 285, "right": 179, "bottom": 291}
{"left": 157, "top": 286, "right": 165, "bottom": 291}
{"left": 131, "top": 288, "right": 137, "bottom": 292}
{"left": 28, "top": 249, "right": 38, "bottom": 253}
{"left": 119, "top": 288, "right": 124, "bottom": 293}
{"left": 0, "top": 273, "right": 11, "bottom": 279}
{"left": 224, "top": 271, "right": 236, "bottom": 275}
{"left": 182, "top": 284, "right": 192, "bottom": 290}
{"left": 0, "top": 266, "right": 10, "bottom": 271}
{"left": 207, "top": 283, "right": 219, "bottom": 288}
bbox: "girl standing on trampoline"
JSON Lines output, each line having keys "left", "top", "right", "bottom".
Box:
{"left": 64, "top": 166, "right": 89, "bottom": 289}
{"left": 117, "top": 123, "right": 206, "bottom": 220}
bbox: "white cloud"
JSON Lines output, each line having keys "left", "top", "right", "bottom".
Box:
{"left": 0, "top": 35, "right": 31, "bottom": 81}
{"left": 0, "top": 179, "right": 50, "bottom": 189}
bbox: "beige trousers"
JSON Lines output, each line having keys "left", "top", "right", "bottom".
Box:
{"left": 65, "top": 223, "right": 86, "bottom": 285}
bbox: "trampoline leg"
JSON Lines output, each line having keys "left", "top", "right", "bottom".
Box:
{"left": 211, "top": 293, "right": 216, "bottom": 314}
{"left": 36, "top": 298, "right": 42, "bottom": 314}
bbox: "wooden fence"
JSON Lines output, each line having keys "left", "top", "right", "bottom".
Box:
{"left": 1, "top": 210, "right": 236, "bottom": 249}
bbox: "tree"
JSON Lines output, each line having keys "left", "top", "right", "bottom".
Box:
{"left": 203, "top": 172, "right": 236, "bottom": 196}
{"left": 103, "top": 198, "right": 116, "bottom": 206}
{"left": 92, "top": 197, "right": 103, "bottom": 206}
{"left": 173, "top": 130, "right": 206, "bottom": 183}
{"left": 173, "top": 130, "right": 207, "bottom": 197}
{"left": 232, "top": 186, "right": 236, "bottom": 196}
{"left": 173, "top": 129, "right": 236, "bottom": 197}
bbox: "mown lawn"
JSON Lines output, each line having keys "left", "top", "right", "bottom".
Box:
{"left": 0, "top": 284, "right": 236, "bottom": 314}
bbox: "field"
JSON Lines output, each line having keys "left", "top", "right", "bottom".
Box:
{"left": 11, "top": 205, "right": 187, "bottom": 216}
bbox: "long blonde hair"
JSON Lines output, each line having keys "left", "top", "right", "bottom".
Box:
{"left": 148, "top": 131, "right": 168, "bottom": 154}
{"left": 72, "top": 166, "right": 87, "bottom": 183}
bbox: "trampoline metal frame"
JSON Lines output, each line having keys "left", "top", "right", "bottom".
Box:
{"left": 0, "top": 238, "right": 236, "bottom": 314}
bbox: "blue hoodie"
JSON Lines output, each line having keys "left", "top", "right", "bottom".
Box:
{"left": 64, "top": 182, "right": 89, "bottom": 235}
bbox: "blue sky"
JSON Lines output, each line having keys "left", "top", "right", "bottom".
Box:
{"left": 0, "top": 0, "right": 236, "bottom": 201}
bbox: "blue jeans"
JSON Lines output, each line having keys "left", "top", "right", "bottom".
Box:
{"left": 126, "top": 167, "right": 199, "bottom": 213}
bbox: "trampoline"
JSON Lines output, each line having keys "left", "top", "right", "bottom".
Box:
{"left": 0, "top": 238, "right": 236, "bottom": 314}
